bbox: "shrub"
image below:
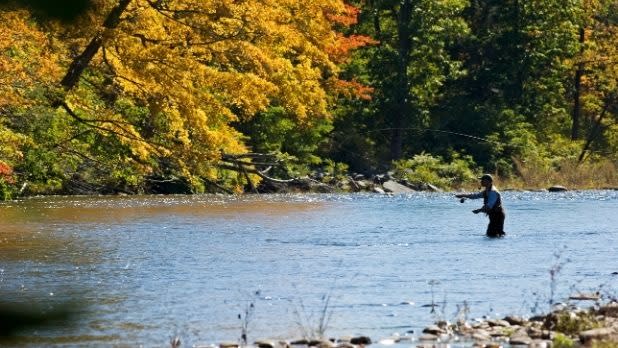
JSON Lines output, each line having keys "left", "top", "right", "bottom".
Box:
{"left": 552, "top": 332, "right": 575, "bottom": 348}
{"left": 392, "top": 152, "right": 477, "bottom": 190}
{"left": 0, "top": 178, "right": 15, "bottom": 200}
{"left": 545, "top": 310, "right": 603, "bottom": 336}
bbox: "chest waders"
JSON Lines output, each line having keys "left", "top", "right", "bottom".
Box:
{"left": 483, "top": 190, "right": 506, "bottom": 237}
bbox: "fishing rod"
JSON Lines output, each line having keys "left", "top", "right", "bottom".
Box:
{"left": 364, "top": 127, "right": 504, "bottom": 145}
{"left": 329, "top": 126, "right": 511, "bottom": 163}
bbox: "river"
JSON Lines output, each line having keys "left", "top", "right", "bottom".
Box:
{"left": 1, "top": 191, "right": 617, "bottom": 346}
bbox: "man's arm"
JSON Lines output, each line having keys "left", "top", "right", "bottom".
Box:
{"left": 473, "top": 191, "right": 497, "bottom": 214}
{"left": 455, "top": 192, "right": 483, "bottom": 199}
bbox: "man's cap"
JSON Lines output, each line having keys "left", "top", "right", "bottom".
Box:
{"left": 478, "top": 174, "right": 493, "bottom": 182}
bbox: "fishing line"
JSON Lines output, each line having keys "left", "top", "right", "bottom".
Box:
{"left": 364, "top": 127, "right": 503, "bottom": 145}
{"left": 329, "top": 126, "right": 509, "bottom": 163}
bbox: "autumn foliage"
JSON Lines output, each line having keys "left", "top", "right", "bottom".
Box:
{"left": 1, "top": 0, "right": 617, "bottom": 198}
{"left": 0, "top": 0, "right": 373, "bottom": 195}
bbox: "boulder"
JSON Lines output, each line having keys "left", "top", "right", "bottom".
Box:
{"left": 306, "top": 340, "right": 334, "bottom": 348}
{"left": 471, "top": 329, "right": 491, "bottom": 341}
{"left": 382, "top": 180, "right": 415, "bottom": 193}
{"left": 418, "top": 333, "right": 439, "bottom": 341}
{"left": 349, "top": 336, "right": 371, "bottom": 345}
{"left": 373, "top": 174, "right": 386, "bottom": 184}
{"left": 422, "top": 325, "right": 446, "bottom": 335}
{"left": 219, "top": 342, "right": 239, "bottom": 348}
{"left": 335, "top": 343, "right": 355, "bottom": 348}
{"left": 504, "top": 315, "right": 527, "bottom": 326}
{"left": 356, "top": 180, "right": 370, "bottom": 190}
{"left": 424, "top": 183, "right": 443, "bottom": 192}
{"left": 509, "top": 334, "right": 533, "bottom": 345}
{"left": 548, "top": 185, "right": 568, "bottom": 192}
{"left": 487, "top": 319, "right": 511, "bottom": 327}
{"left": 290, "top": 339, "right": 309, "bottom": 345}
{"left": 579, "top": 327, "right": 614, "bottom": 343}
{"left": 255, "top": 340, "right": 289, "bottom": 348}
{"left": 599, "top": 302, "right": 618, "bottom": 317}
{"left": 529, "top": 339, "right": 551, "bottom": 348}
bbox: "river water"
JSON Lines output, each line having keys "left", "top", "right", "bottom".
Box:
{"left": 1, "top": 191, "right": 617, "bottom": 346}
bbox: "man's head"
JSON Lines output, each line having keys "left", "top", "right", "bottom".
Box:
{"left": 479, "top": 174, "right": 493, "bottom": 187}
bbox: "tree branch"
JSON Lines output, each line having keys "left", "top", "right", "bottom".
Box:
{"left": 60, "top": 0, "right": 131, "bottom": 90}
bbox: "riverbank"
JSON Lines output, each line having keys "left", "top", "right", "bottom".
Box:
{"left": 5, "top": 158, "right": 618, "bottom": 199}
{"left": 256, "top": 172, "right": 616, "bottom": 195}
{"left": 206, "top": 301, "right": 618, "bottom": 348}
{"left": 412, "top": 300, "right": 618, "bottom": 347}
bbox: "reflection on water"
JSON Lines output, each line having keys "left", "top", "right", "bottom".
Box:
{"left": 1, "top": 192, "right": 617, "bottom": 346}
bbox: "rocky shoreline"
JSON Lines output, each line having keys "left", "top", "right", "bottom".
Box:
{"left": 413, "top": 300, "right": 618, "bottom": 347}
{"left": 194, "top": 301, "right": 618, "bottom": 348}
{"left": 257, "top": 172, "right": 577, "bottom": 195}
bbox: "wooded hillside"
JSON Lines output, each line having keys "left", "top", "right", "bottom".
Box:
{"left": 1, "top": 0, "right": 617, "bottom": 198}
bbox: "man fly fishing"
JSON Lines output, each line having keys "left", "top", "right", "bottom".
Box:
{"left": 455, "top": 174, "right": 506, "bottom": 237}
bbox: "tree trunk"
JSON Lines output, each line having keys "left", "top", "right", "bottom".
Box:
{"left": 60, "top": 0, "right": 131, "bottom": 90}
{"left": 571, "top": 26, "right": 586, "bottom": 140}
{"left": 578, "top": 97, "right": 611, "bottom": 163}
{"left": 390, "top": 0, "right": 413, "bottom": 161}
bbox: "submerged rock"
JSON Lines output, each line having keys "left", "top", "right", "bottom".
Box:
{"left": 569, "top": 291, "right": 601, "bottom": 301}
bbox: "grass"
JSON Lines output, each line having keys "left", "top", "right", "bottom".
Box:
{"left": 292, "top": 292, "right": 334, "bottom": 340}
{"left": 591, "top": 340, "right": 618, "bottom": 348}
{"left": 238, "top": 295, "right": 256, "bottom": 346}
{"left": 503, "top": 158, "right": 618, "bottom": 190}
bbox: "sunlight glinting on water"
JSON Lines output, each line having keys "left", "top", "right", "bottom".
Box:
{"left": 1, "top": 191, "right": 617, "bottom": 346}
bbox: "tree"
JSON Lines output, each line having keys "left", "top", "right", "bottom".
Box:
{"left": 570, "top": 0, "right": 618, "bottom": 160}
{"left": 0, "top": 7, "right": 64, "bottom": 197}
{"left": 1, "top": 0, "right": 363, "bottom": 194}
{"left": 433, "top": 0, "right": 584, "bottom": 174}
{"left": 345, "top": 0, "right": 469, "bottom": 162}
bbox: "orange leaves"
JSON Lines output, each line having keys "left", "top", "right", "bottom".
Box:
{"left": 331, "top": 78, "right": 374, "bottom": 101}
{"left": 325, "top": 3, "right": 360, "bottom": 27}
{"left": 0, "top": 161, "right": 14, "bottom": 184}
{"left": 323, "top": 3, "right": 378, "bottom": 63}
{"left": 327, "top": 34, "right": 379, "bottom": 63}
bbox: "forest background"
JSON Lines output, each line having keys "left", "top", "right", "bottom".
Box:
{"left": 0, "top": 0, "right": 617, "bottom": 199}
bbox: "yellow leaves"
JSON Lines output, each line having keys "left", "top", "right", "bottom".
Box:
{"left": 0, "top": 8, "right": 62, "bottom": 107}
{"left": 89, "top": 0, "right": 348, "bottom": 131}
{"left": 0, "top": 122, "right": 27, "bottom": 182}
{"left": 271, "top": 60, "right": 329, "bottom": 122}
{"left": 573, "top": 0, "right": 618, "bottom": 108}
{"left": 1, "top": 0, "right": 360, "bottom": 186}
